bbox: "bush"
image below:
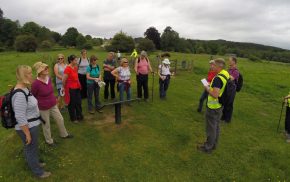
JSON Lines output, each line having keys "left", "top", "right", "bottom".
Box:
{"left": 15, "top": 34, "right": 37, "bottom": 52}
{"left": 40, "top": 40, "right": 53, "bottom": 50}
{"left": 248, "top": 55, "right": 260, "bottom": 62}
{"left": 137, "top": 38, "right": 155, "bottom": 52}
{"left": 105, "top": 32, "right": 135, "bottom": 52}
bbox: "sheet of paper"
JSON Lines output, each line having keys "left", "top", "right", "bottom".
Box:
{"left": 201, "top": 78, "right": 209, "bottom": 86}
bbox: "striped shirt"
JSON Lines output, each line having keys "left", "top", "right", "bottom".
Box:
{"left": 11, "top": 88, "right": 41, "bottom": 130}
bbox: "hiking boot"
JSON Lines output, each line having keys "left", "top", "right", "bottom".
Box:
{"left": 39, "top": 171, "right": 51, "bottom": 178}
{"left": 72, "top": 120, "right": 79, "bottom": 124}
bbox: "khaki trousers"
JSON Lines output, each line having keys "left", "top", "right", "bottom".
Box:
{"left": 40, "top": 105, "right": 68, "bottom": 144}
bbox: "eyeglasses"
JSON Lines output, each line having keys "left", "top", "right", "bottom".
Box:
{"left": 124, "top": 62, "right": 128, "bottom": 63}
{"left": 92, "top": 59, "right": 97, "bottom": 61}
{"left": 58, "top": 58, "right": 64, "bottom": 60}
{"left": 44, "top": 67, "right": 49, "bottom": 71}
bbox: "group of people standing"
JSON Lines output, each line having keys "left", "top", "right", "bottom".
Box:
{"left": 11, "top": 49, "right": 173, "bottom": 178}
{"left": 197, "top": 57, "right": 241, "bottom": 154}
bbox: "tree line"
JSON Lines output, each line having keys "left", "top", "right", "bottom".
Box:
{"left": 1, "top": 8, "right": 290, "bottom": 63}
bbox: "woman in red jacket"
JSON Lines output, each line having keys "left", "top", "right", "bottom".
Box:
{"left": 197, "top": 60, "right": 217, "bottom": 112}
{"left": 62, "top": 55, "right": 83, "bottom": 123}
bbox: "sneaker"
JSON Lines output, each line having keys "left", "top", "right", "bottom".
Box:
{"left": 88, "top": 110, "right": 95, "bottom": 114}
{"left": 39, "top": 171, "right": 51, "bottom": 178}
{"left": 39, "top": 162, "right": 46, "bottom": 168}
{"left": 197, "top": 145, "right": 212, "bottom": 154}
{"left": 46, "top": 142, "right": 57, "bottom": 147}
{"left": 72, "top": 120, "right": 79, "bottom": 124}
{"left": 61, "top": 134, "right": 74, "bottom": 139}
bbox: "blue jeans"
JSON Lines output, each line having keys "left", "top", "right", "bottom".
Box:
{"left": 16, "top": 126, "right": 44, "bottom": 177}
{"left": 159, "top": 76, "right": 170, "bottom": 98}
{"left": 118, "top": 82, "right": 131, "bottom": 101}
{"left": 87, "top": 82, "right": 101, "bottom": 111}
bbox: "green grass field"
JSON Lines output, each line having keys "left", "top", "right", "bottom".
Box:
{"left": 0, "top": 49, "right": 290, "bottom": 181}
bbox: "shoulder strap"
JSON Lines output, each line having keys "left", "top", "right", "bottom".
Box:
{"left": 138, "top": 57, "right": 140, "bottom": 63}
{"left": 217, "top": 73, "right": 227, "bottom": 81}
{"left": 78, "top": 57, "right": 82, "bottom": 65}
{"left": 11, "top": 89, "right": 30, "bottom": 102}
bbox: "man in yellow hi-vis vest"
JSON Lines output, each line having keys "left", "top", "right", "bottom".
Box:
{"left": 284, "top": 94, "right": 290, "bottom": 142}
{"left": 198, "top": 58, "right": 229, "bottom": 153}
{"left": 130, "top": 49, "right": 138, "bottom": 58}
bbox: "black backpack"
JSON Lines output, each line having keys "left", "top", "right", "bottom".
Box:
{"left": 236, "top": 73, "right": 243, "bottom": 92}
{"left": 217, "top": 74, "right": 236, "bottom": 106}
{"left": 137, "top": 57, "right": 148, "bottom": 63}
{"left": 1, "top": 89, "right": 30, "bottom": 129}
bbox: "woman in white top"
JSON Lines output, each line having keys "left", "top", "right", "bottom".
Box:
{"left": 111, "top": 58, "right": 131, "bottom": 101}
{"left": 78, "top": 49, "right": 89, "bottom": 99}
{"left": 54, "top": 53, "right": 67, "bottom": 110}
{"left": 158, "top": 58, "right": 171, "bottom": 99}
{"left": 12, "top": 65, "right": 51, "bottom": 178}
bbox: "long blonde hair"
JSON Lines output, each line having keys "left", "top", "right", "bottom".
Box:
{"left": 16, "top": 65, "right": 32, "bottom": 86}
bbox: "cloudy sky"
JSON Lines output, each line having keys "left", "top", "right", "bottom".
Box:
{"left": 1, "top": 0, "right": 290, "bottom": 49}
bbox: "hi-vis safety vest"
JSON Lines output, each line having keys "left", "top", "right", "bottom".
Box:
{"left": 207, "top": 69, "right": 229, "bottom": 109}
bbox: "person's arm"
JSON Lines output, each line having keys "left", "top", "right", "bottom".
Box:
{"left": 111, "top": 68, "right": 119, "bottom": 80}
{"left": 12, "top": 92, "right": 32, "bottom": 145}
{"left": 134, "top": 58, "right": 138, "bottom": 74}
{"left": 147, "top": 59, "right": 153, "bottom": 73}
{"left": 54, "top": 64, "right": 63, "bottom": 80}
{"left": 62, "top": 74, "right": 68, "bottom": 88}
{"left": 205, "top": 86, "right": 220, "bottom": 99}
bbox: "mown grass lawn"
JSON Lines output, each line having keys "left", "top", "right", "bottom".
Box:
{"left": 0, "top": 49, "right": 290, "bottom": 181}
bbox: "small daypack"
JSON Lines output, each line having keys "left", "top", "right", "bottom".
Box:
{"left": 236, "top": 72, "right": 243, "bottom": 92}
{"left": 1, "top": 89, "right": 30, "bottom": 129}
{"left": 217, "top": 74, "right": 236, "bottom": 106}
{"left": 89, "top": 64, "right": 100, "bottom": 72}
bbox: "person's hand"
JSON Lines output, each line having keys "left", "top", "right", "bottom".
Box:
{"left": 204, "top": 86, "right": 210, "bottom": 92}
{"left": 26, "top": 133, "right": 32, "bottom": 145}
{"left": 94, "top": 78, "right": 100, "bottom": 82}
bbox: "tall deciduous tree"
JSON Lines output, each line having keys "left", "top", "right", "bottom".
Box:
{"left": 144, "top": 27, "right": 161, "bottom": 49}
{"left": 61, "top": 27, "right": 79, "bottom": 47}
{"left": 106, "top": 32, "right": 135, "bottom": 52}
{"left": 160, "top": 26, "right": 180, "bottom": 52}
{"left": 21, "top": 22, "right": 41, "bottom": 37}
{"left": 0, "top": 18, "right": 19, "bottom": 47}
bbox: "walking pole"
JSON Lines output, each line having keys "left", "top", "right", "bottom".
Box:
{"left": 151, "top": 72, "right": 155, "bottom": 102}
{"left": 277, "top": 101, "right": 285, "bottom": 133}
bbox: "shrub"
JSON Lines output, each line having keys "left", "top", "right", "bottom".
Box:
{"left": 40, "top": 40, "right": 53, "bottom": 50}
{"left": 14, "top": 34, "right": 37, "bottom": 52}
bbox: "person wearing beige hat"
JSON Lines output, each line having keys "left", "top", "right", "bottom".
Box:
{"left": 158, "top": 58, "right": 171, "bottom": 99}
{"left": 31, "top": 62, "right": 73, "bottom": 147}
{"left": 197, "top": 60, "right": 217, "bottom": 112}
{"left": 134, "top": 50, "right": 153, "bottom": 101}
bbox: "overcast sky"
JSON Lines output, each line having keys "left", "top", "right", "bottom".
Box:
{"left": 1, "top": 0, "right": 290, "bottom": 49}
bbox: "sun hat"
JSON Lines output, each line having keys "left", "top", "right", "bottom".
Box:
{"left": 162, "top": 58, "right": 170, "bottom": 65}
{"left": 209, "top": 60, "right": 215, "bottom": 64}
{"left": 33, "top": 62, "right": 48, "bottom": 75}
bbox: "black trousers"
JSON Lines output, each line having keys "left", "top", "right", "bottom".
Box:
{"left": 104, "top": 79, "right": 115, "bottom": 99}
{"left": 68, "top": 89, "right": 83, "bottom": 122}
{"left": 222, "top": 90, "right": 236, "bottom": 123}
{"left": 136, "top": 74, "right": 149, "bottom": 99}
{"left": 285, "top": 107, "right": 290, "bottom": 134}
{"left": 78, "top": 74, "right": 87, "bottom": 99}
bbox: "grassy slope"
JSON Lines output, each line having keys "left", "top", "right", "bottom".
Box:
{"left": 0, "top": 50, "right": 289, "bottom": 181}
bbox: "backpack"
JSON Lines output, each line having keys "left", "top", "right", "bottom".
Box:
{"left": 78, "top": 57, "right": 90, "bottom": 67}
{"left": 217, "top": 74, "right": 236, "bottom": 106}
{"left": 1, "top": 89, "right": 30, "bottom": 129}
{"left": 89, "top": 64, "right": 100, "bottom": 72}
{"left": 236, "top": 72, "right": 243, "bottom": 92}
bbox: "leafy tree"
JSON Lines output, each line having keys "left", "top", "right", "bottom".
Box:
{"left": 144, "top": 27, "right": 161, "bottom": 49}
{"left": 0, "top": 8, "right": 3, "bottom": 20}
{"left": 15, "top": 34, "right": 37, "bottom": 52}
{"left": 21, "top": 22, "right": 41, "bottom": 37}
{"left": 105, "top": 32, "right": 135, "bottom": 52}
{"left": 92, "top": 38, "right": 103, "bottom": 46}
{"left": 0, "top": 18, "right": 19, "bottom": 47}
{"left": 51, "top": 31, "right": 62, "bottom": 43}
{"left": 61, "top": 27, "right": 79, "bottom": 47}
{"left": 76, "top": 34, "right": 87, "bottom": 49}
{"left": 136, "top": 38, "right": 155, "bottom": 52}
{"left": 160, "top": 26, "right": 180, "bottom": 52}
